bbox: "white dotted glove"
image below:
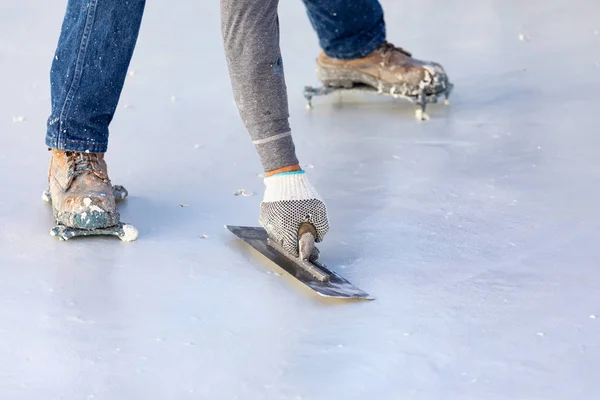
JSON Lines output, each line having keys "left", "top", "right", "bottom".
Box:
{"left": 259, "top": 171, "right": 329, "bottom": 258}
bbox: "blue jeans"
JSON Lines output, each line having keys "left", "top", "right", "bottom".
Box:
{"left": 302, "top": 0, "right": 385, "bottom": 60}
{"left": 46, "top": 0, "right": 386, "bottom": 154}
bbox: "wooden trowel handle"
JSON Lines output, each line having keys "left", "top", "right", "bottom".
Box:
{"left": 298, "top": 222, "right": 317, "bottom": 239}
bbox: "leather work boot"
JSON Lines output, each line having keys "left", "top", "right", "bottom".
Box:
{"left": 316, "top": 41, "right": 450, "bottom": 99}
{"left": 47, "top": 149, "right": 120, "bottom": 230}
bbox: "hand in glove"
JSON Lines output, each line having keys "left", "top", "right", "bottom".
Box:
{"left": 259, "top": 171, "right": 329, "bottom": 259}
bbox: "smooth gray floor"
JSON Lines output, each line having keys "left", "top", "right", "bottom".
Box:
{"left": 1, "top": 1, "right": 599, "bottom": 399}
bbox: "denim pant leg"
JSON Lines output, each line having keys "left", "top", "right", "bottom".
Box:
{"left": 221, "top": 0, "right": 299, "bottom": 172}
{"left": 301, "top": 0, "right": 386, "bottom": 60}
{"left": 46, "top": 0, "right": 146, "bottom": 153}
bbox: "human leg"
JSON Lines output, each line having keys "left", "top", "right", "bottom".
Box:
{"left": 302, "top": 0, "right": 385, "bottom": 60}
{"left": 45, "top": 0, "right": 145, "bottom": 233}
{"left": 46, "top": 0, "right": 146, "bottom": 153}
{"left": 303, "top": 0, "right": 451, "bottom": 102}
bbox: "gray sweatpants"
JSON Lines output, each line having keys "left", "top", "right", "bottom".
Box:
{"left": 221, "top": 0, "right": 298, "bottom": 172}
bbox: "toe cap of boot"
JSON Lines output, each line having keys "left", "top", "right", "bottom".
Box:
{"left": 55, "top": 195, "right": 119, "bottom": 230}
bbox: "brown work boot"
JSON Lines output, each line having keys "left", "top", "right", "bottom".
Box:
{"left": 316, "top": 41, "right": 450, "bottom": 99}
{"left": 47, "top": 149, "right": 119, "bottom": 230}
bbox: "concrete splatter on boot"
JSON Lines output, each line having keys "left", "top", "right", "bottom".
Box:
{"left": 304, "top": 42, "right": 453, "bottom": 119}
{"left": 43, "top": 149, "right": 138, "bottom": 241}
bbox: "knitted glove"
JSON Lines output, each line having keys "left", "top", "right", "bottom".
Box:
{"left": 259, "top": 171, "right": 329, "bottom": 257}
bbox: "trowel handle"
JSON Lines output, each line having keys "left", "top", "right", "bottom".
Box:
{"left": 298, "top": 222, "right": 318, "bottom": 240}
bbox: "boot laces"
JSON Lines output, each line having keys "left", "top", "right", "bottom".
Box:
{"left": 378, "top": 41, "right": 412, "bottom": 64}
{"left": 65, "top": 152, "right": 108, "bottom": 187}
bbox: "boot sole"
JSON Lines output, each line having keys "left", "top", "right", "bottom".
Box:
{"left": 51, "top": 222, "right": 138, "bottom": 242}
{"left": 316, "top": 64, "right": 448, "bottom": 99}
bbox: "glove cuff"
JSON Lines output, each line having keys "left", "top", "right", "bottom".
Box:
{"left": 263, "top": 171, "right": 322, "bottom": 203}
